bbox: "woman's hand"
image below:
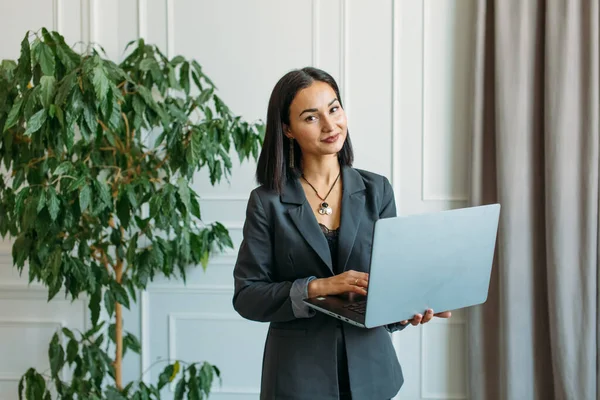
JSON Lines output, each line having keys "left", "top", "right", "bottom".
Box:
{"left": 307, "top": 270, "right": 369, "bottom": 298}
{"left": 399, "top": 309, "right": 452, "bottom": 326}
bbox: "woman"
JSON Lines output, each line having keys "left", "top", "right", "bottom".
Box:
{"left": 232, "top": 67, "right": 451, "bottom": 400}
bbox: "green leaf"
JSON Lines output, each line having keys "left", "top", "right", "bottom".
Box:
{"left": 67, "top": 175, "right": 86, "bottom": 192}
{"left": 95, "top": 179, "right": 112, "bottom": 206}
{"left": 48, "top": 332, "right": 65, "bottom": 377}
{"left": 18, "top": 373, "right": 25, "bottom": 400}
{"left": 177, "top": 177, "right": 191, "bottom": 210}
{"left": 89, "top": 286, "right": 102, "bottom": 327}
{"left": 54, "top": 104, "right": 64, "bottom": 126}
{"left": 40, "top": 76, "right": 56, "bottom": 108}
{"left": 24, "top": 109, "right": 47, "bottom": 136}
{"left": 83, "top": 103, "right": 97, "bottom": 134}
{"left": 92, "top": 62, "right": 110, "bottom": 102}
{"left": 15, "top": 187, "right": 30, "bottom": 217}
{"left": 149, "top": 194, "right": 161, "bottom": 218}
{"left": 66, "top": 339, "right": 78, "bottom": 364}
{"left": 110, "top": 281, "right": 130, "bottom": 309}
{"left": 105, "top": 387, "right": 127, "bottom": 400}
{"left": 189, "top": 192, "right": 201, "bottom": 219}
{"left": 124, "top": 332, "right": 141, "bottom": 354}
{"left": 180, "top": 62, "right": 190, "bottom": 95}
{"left": 53, "top": 161, "right": 73, "bottom": 176}
{"left": 192, "top": 60, "right": 216, "bottom": 88}
{"left": 79, "top": 185, "right": 91, "bottom": 212}
{"left": 61, "top": 327, "right": 76, "bottom": 341}
{"left": 108, "top": 95, "right": 121, "bottom": 131}
{"left": 55, "top": 71, "right": 76, "bottom": 105}
{"left": 171, "top": 55, "right": 185, "bottom": 65}
{"left": 47, "top": 186, "right": 60, "bottom": 221}
{"left": 104, "top": 288, "right": 115, "bottom": 317}
{"left": 3, "top": 96, "right": 24, "bottom": 132}
{"left": 132, "top": 94, "right": 145, "bottom": 117}
{"left": 116, "top": 195, "right": 130, "bottom": 229}
{"left": 126, "top": 185, "right": 138, "bottom": 208}
{"left": 16, "top": 35, "right": 32, "bottom": 89}
{"left": 49, "top": 247, "right": 62, "bottom": 279}
{"left": 173, "top": 378, "right": 186, "bottom": 400}
{"left": 38, "top": 43, "right": 55, "bottom": 76}
{"left": 126, "top": 236, "right": 137, "bottom": 265}
{"left": 189, "top": 129, "right": 202, "bottom": 165}
{"left": 158, "top": 362, "right": 179, "bottom": 390}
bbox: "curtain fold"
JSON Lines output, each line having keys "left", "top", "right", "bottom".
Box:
{"left": 467, "top": 1, "right": 599, "bottom": 399}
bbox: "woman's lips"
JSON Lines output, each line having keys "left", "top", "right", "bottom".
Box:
{"left": 322, "top": 134, "right": 340, "bottom": 144}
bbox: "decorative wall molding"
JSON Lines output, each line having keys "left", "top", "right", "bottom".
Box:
{"left": 52, "top": 0, "right": 60, "bottom": 31}
{"left": 148, "top": 284, "right": 233, "bottom": 294}
{"left": 420, "top": 319, "right": 468, "bottom": 400}
{"left": 137, "top": 0, "right": 147, "bottom": 39}
{"left": 140, "top": 290, "right": 151, "bottom": 384}
{"left": 167, "top": 312, "right": 259, "bottom": 395}
{"left": 391, "top": 0, "right": 400, "bottom": 200}
{"left": 0, "top": 319, "right": 66, "bottom": 382}
{"left": 166, "top": 0, "right": 175, "bottom": 59}
{"left": 199, "top": 195, "right": 249, "bottom": 202}
{"left": 311, "top": 0, "right": 320, "bottom": 67}
{"left": 340, "top": 0, "right": 349, "bottom": 113}
{"left": 420, "top": 0, "right": 469, "bottom": 204}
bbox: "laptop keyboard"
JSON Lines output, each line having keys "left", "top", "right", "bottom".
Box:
{"left": 344, "top": 300, "right": 367, "bottom": 315}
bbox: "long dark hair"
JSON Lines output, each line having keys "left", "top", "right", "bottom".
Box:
{"left": 255, "top": 67, "right": 354, "bottom": 193}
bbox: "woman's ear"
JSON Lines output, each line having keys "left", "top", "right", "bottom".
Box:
{"left": 283, "top": 124, "right": 293, "bottom": 139}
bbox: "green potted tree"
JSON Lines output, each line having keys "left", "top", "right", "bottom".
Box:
{"left": 0, "top": 28, "right": 263, "bottom": 399}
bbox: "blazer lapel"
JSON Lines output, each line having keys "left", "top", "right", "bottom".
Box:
{"left": 282, "top": 177, "right": 333, "bottom": 271}
{"left": 337, "top": 166, "right": 366, "bottom": 272}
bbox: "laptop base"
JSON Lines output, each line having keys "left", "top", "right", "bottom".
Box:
{"left": 303, "top": 293, "right": 367, "bottom": 328}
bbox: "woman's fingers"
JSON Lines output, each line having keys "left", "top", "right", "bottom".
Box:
{"left": 348, "top": 277, "right": 368, "bottom": 288}
{"left": 421, "top": 309, "right": 434, "bottom": 324}
{"left": 411, "top": 314, "right": 423, "bottom": 326}
{"left": 434, "top": 311, "right": 452, "bottom": 318}
{"left": 346, "top": 270, "right": 369, "bottom": 283}
{"left": 349, "top": 285, "right": 368, "bottom": 296}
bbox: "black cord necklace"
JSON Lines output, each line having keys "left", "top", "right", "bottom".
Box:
{"left": 301, "top": 172, "right": 341, "bottom": 215}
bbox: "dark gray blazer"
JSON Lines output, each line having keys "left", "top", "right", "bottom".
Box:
{"left": 232, "top": 166, "right": 405, "bottom": 400}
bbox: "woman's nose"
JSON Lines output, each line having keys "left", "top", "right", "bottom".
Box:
{"left": 322, "top": 114, "right": 335, "bottom": 132}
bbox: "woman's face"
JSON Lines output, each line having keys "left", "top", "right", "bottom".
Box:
{"left": 285, "top": 81, "right": 348, "bottom": 159}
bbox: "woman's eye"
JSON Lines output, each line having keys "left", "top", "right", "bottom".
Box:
{"left": 305, "top": 115, "right": 316, "bottom": 122}
{"left": 330, "top": 106, "right": 339, "bottom": 113}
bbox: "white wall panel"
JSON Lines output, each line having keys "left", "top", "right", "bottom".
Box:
{"left": 346, "top": 0, "right": 393, "bottom": 177}
{"left": 168, "top": 313, "right": 265, "bottom": 395}
{"left": 422, "top": 0, "right": 474, "bottom": 202}
{"left": 0, "top": 0, "right": 56, "bottom": 59}
{"left": 395, "top": 0, "right": 475, "bottom": 216}
{"left": 421, "top": 320, "right": 467, "bottom": 399}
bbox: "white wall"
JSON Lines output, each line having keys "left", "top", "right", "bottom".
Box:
{"left": 0, "top": 1, "right": 476, "bottom": 399}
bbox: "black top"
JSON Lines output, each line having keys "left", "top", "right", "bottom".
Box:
{"left": 319, "top": 223, "right": 341, "bottom": 275}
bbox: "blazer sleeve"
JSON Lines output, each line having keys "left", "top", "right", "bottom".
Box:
{"left": 232, "top": 189, "right": 310, "bottom": 323}
{"left": 379, "top": 176, "right": 409, "bottom": 333}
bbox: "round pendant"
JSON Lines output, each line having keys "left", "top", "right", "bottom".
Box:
{"left": 319, "top": 202, "right": 332, "bottom": 215}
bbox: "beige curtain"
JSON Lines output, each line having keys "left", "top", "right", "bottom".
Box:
{"left": 467, "top": 1, "right": 599, "bottom": 399}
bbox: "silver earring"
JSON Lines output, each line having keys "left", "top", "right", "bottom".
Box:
{"left": 289, "top": 138, "right": 295, "bottom": 168}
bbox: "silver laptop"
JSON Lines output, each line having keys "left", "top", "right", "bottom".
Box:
{"left": 303, "top": 204, "right": 501, "bottom": 328}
